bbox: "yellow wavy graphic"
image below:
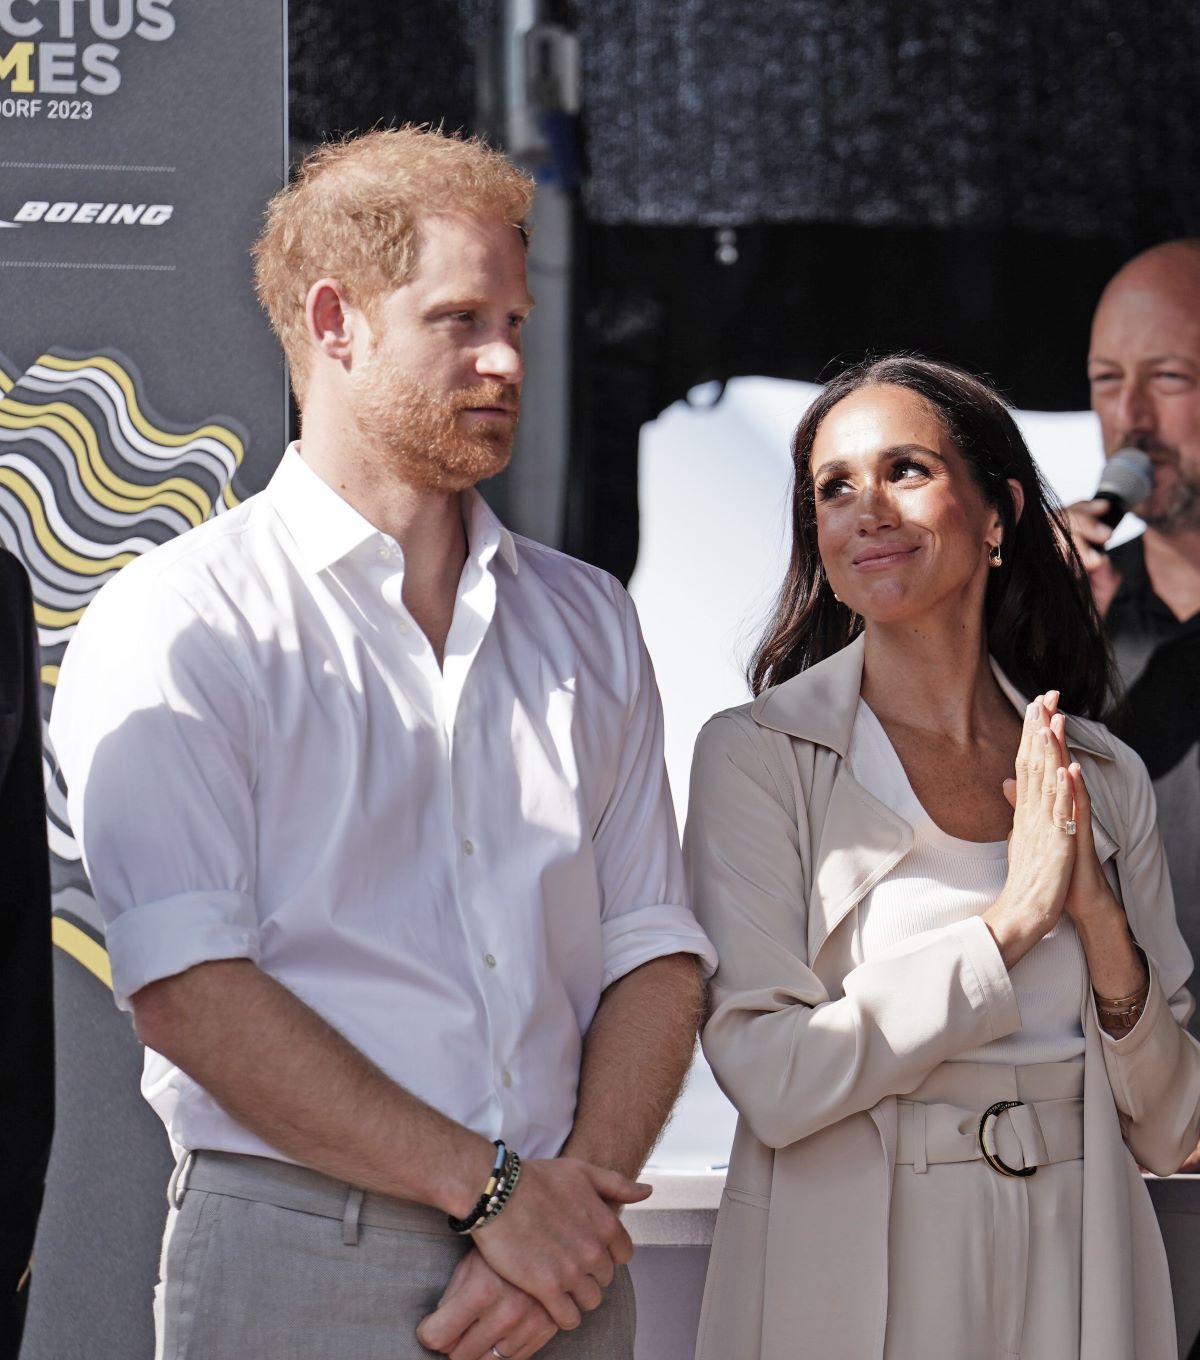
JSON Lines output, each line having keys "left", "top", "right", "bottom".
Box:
{"left": 1, "top": 400, "right": 215, "bottom": 517}
{"left": 51, "top": 915, "right": 113, "bottom": 990}
{"left": 0, "top": 347, "right": 248, "bottom": 870}
{"left": 0, "top": 350, "right": 244, "bottom": 664}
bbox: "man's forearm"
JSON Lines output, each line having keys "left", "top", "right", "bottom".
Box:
{"left": 132, "top": 958, "right": 494, "bottom": 1218}
{"left": 561, "top": 953, "right": 704, "bottom": 1177}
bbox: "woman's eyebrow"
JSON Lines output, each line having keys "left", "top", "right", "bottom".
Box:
{"left": 815, "top": 444, "right": 947, "bottom": 477}
{"left": 880, "top": 443, "right": 948, "bottom": 465}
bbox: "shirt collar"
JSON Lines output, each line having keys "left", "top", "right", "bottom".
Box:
{"left": 267, "top": 444, "right": 519, "bottom": 576}
{"left": 750, "top": 630, "right": 1113, "bottom": 760}
{"left": 463, "top": 484, "right": 520, "bottom": 575}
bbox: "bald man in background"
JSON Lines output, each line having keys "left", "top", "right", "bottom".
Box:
{"left": 1070, "top": 241, "right": 1200, "bottom": 1038}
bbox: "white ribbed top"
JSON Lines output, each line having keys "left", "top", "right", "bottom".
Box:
{"left": 849, "top": 700, "right": 1085, "bottom": 1065}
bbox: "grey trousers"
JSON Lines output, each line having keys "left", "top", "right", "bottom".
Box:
{"left": 154, "top": 1152, "right": 636, "bottom": 1360}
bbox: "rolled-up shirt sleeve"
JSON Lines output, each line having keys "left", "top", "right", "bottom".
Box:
{"left": 50, "top": 565, "right": 260, "bottom": 1009}
{"left": 593, "top": 583, "right": 717, "bottom": 988}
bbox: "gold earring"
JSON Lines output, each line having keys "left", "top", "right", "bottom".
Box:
{"left": 988, "top": 543, "right": 1003, "bottom": 567}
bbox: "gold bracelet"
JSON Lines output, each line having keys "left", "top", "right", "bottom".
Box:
{"left": 1095, "top": 1002, "right": 1144, "bottom": 1033}
{"left": 1094, "top": 978, "right": 1150, "bottom": 1033}
{"left": 1095, "top": 981, "right": 1150, "bottom": 1011}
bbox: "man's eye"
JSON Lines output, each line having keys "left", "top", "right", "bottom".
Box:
{"left": 1089, "top": 373, "right": 1119, "bottom": 385}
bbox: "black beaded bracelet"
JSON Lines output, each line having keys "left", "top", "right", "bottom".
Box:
{"left": 448, "top": 1140, "right": 522, "bottom": 1235}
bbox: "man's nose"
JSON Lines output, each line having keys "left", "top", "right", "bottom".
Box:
{"left": 476, "top": 335, "right": 523, "bottom": 385}
{"left": 1113, "top": 378, "right": 1156, "bottom": 440}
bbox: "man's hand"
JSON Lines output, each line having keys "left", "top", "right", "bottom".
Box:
{"left": 1066, "top": 498, "right": 1122, "bottom": 617}
{"left": 416, "top": 1250, "right": 557, "bottom": 1360}
{"left": 470, "top": 1156, "right": 650, "bottom": 1331}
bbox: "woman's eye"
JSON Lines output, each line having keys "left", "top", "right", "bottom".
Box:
{"left": 893, "top": 459, "right": 928, "bottom": 480}
{"left": 817, "top": 478, "right": 849, "bottom": 500}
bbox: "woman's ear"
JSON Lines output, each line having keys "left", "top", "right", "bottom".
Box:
{"left": 1006, "top": 477, "right": 1025, "bottom": 524}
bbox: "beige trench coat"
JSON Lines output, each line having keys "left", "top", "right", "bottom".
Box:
{"left": 685, "top": 635, "right": 1200, "bottom": 1360}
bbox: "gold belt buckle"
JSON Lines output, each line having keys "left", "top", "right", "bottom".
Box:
{"left": 978, "top": 1100, "right": 1037, "bottom": 1178}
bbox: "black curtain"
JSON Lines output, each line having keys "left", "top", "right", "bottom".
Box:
{"left": 287, "top": 1, "right": 1200, "bottom": 581}
{"left": 568, "top": 0, "right": 1200, "bottom": 579}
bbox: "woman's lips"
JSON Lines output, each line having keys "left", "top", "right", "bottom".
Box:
{"left": 851, "top": 544, "right": 920, "bottom": 570}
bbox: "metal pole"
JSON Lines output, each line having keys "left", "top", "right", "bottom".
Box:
{"left": 477, "top": 1, "right": 578, "bottom": 548}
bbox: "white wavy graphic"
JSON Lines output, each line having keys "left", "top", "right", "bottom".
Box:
{"left": 0, "top": 348, "right": 246, "bottom": 865}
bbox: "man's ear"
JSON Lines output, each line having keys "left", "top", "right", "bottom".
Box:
{"left": 305, "top": 278, "right": 358, "bottom": 362}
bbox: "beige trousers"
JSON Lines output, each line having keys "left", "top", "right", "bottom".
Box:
{"left": 884, "top": 1061, "right": 1085, "bottom": 1360}
{"left": 154, "top": 1151, "right": 636, "bottom": 1360}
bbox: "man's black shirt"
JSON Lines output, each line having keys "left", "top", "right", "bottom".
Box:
{"left": 1107, "top": 535, "right": 1200, "bottom": 1033}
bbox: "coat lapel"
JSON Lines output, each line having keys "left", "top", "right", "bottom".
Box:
{"left": 749, "top": 636, "right": 915, "bottom": 970}
{"left": 752, "top": 635, "right": 1124, "bottom": 922}
{"left": 809, "top": 765, "right": 912, "bottom": 969}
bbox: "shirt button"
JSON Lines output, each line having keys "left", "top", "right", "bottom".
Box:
{"left": 484, "top": 952, "right": 497, "bottom": 968}
{"left": 462, "top": 838, "right": 475, "bottom": 855}
{"left": 396, "top": 619, "right": 410, "bottom": 633}
{"left": 377, "top": 545, "right": 391, "bottom": 560}
{"left": 501, "top": 1070, "right": 513, "bottom": 1088}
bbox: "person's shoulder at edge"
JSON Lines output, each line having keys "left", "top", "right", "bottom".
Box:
{"left": 0, "top": 542, "right": 29, "bottom": 585}
{"left": 0, "top": 544, "right": 34, "bottom": 620}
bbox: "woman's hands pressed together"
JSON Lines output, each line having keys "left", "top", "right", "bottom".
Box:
{"left": 983, "top": 692, "right": 1082, "bottom": 968}
{"left": 984, "top": 691, "right": 1149, "bottom": 1027}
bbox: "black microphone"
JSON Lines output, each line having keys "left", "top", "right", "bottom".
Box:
{"left": 1095, "top": 448, "right": 1153, "bottom": 529}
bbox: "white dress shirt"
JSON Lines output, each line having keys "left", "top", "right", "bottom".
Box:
{"left": 51, "top": 445, "right": 716, "bottom": 1162}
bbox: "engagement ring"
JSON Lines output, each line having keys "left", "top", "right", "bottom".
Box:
{"left": 1064, "top": 819, "right": 1077, "bottom": 836}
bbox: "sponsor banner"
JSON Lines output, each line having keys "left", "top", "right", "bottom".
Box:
{"left": 1, "top": 8, "right": 286, "bottom": 1354}
{"left": 0, "top": 1, "right": 287, "bottom": 917}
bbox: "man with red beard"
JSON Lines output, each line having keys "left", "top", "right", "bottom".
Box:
{"left": 1069, "top": 240, "right": 1200, "bottom": 1038}
{"left": 50, "top": 128, "right": 715, "bottom": 1360}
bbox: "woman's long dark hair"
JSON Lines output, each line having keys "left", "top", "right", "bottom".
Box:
{"left": 749, "top": 355, "right": 1116, "bottom": 719}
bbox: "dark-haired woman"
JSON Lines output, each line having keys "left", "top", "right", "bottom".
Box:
{"left": 686, "top": 357, "right": 1200, "bottom": 1360}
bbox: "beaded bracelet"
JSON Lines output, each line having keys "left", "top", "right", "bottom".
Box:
{"left": 448, "top": 1140, "right": 523, "bottom": 1235}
